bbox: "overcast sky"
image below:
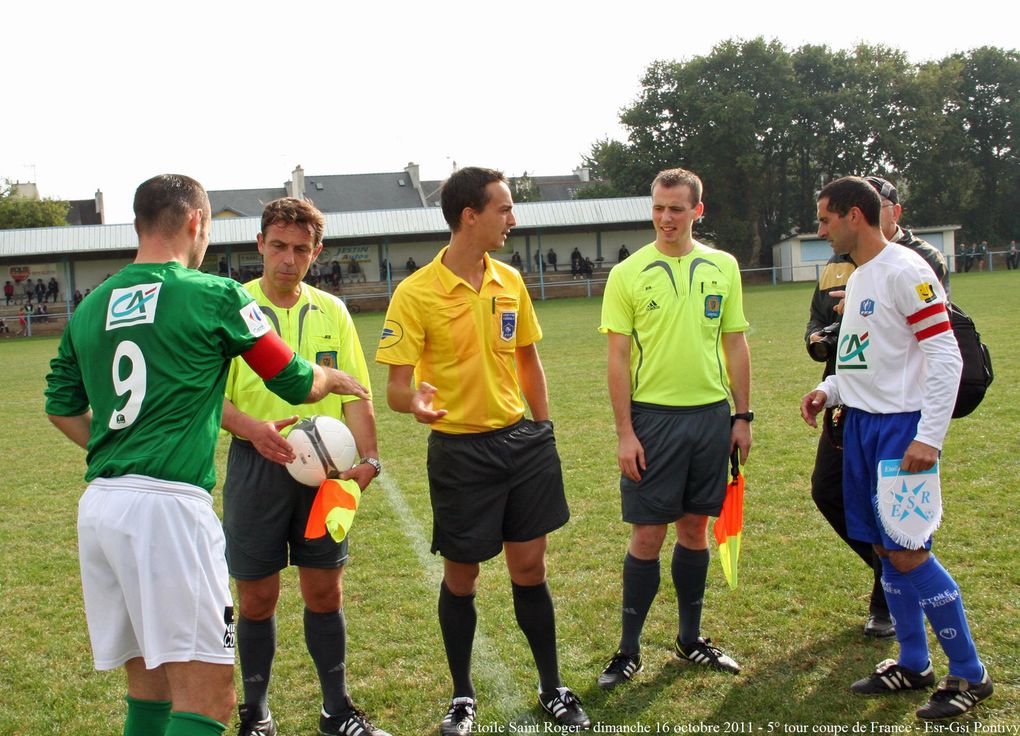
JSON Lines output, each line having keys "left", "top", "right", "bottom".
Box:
{"left": 3, "top": 0, "right": 1017, "bottom": 224}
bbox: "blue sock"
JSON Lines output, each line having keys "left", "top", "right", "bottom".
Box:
{"left": 879, "top": 558, "right": 929, "bottom": 673}
{"left": 905, "top": 555, "right": 983, "bottom": 682}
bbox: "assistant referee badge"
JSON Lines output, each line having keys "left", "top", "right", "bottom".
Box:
{"left": 316, "top": 351, "right": 338, "bottom": 369}
{"left": 500, "top": 311, "right": 517, "bottom": 341}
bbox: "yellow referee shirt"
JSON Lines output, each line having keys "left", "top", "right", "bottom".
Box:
{"left": 599, "top": 241, "right": 748, "bottom": 406}
{"left": 225, "top": 279, "right": 371, "bottom": 433}
{"left": 375, "top": 247, "right": 541, "bottom": 434}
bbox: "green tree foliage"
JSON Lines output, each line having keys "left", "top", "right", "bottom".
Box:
{"left": 586, "top": 41, "right": 1020, "bottom": 264}
{"left": 0, "top": 179, "right": 69, "bottom": 229}
{"left": 509, "top": 171, "right": 541, "bottom": 202}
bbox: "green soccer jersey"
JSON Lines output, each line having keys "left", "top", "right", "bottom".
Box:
{"left": 599, "top": 241, "right": 749, "bottom": 406}
{"left": 45, "top": 262, "right": 310, "bottom": 491}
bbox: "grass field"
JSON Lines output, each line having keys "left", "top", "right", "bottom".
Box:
{"left": 1, "top": 272, "right": 1017, "bottom": 734}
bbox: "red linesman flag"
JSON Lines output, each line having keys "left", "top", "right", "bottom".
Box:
{"left": 305, "top": 478, "right": 362, "bottom": 542}
{"left": 713, "top": 449, "right": 744, "bottom": 589}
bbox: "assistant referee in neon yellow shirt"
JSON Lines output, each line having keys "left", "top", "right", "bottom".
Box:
{"left": 596, "top": 168, "right": 753, "bottom": 691}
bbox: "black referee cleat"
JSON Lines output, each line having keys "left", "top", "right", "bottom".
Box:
{"left": 850, "top": 658, "right": 935, "bottom": 694}
{"left": 539, "top": 686, "right": 591, "bottom": 730}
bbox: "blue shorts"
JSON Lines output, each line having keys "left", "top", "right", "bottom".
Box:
{"left": 842, "top": 408, "right": 933, "bottom": 551}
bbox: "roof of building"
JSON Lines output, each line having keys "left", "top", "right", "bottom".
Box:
{"left": 0, "top": 197, "right": 654, "bottom": 260}
{"left": 209, "top": 172, "right": 427, "bottom": 217}
{"left": 65, "top": 199, "right": 103, "bottom": 226}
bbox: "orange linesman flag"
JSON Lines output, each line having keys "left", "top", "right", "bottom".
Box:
{"left": 305, "top": 478, "right": 362, "bottom": 543}
{"left": 713, "top": 449, "right": 744, "bottom": 589}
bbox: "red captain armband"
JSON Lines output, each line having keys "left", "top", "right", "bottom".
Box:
{"left": 242, "top": 331, "right": 296, "bottom": 381}
{"left": 907, "top": 302, "right": 951, "bottom": 342}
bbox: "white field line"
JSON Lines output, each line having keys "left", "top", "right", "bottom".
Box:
{"left": 377, "top": 473, "right": 535, "bottom": 721}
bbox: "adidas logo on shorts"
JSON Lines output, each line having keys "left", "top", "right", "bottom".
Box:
{"left": 222, "top": 606, "right": 236, "bottom": 648}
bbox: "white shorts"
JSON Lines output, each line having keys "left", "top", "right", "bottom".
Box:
{"left": 77, "top": 475, "right": 235, "bottom": 670}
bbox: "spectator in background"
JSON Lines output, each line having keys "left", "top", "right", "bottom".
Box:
{"left": 570, "top": 248, "right": 583, "bottom": 279}
{"left": 24, "top": 279, "right": 34, "bottom": 306}
{"left": 35, "top": 279, "right": 46, "bottom": 305}
{"left": 406, "top": 256, "right": 418, "bottom": 274}
{"left": 618, "top": 244, "right": 630, "bottom": 262}
{"left": 534, "top": 250, "right": 545, "bottom": 272}
{"left": 1008, "top": 241, "right": 1018, "bottom": 270}
{"left": 964, "top": 243, "right": 975, "bottom": 272}
{"left": 977, "top": 241, "right": 988, "bottom": 271}
{"left": 47, "top": 277, "right": 60, "bottom": 303}
{"left": 4, "top": 280, "right": 13, "bottom": 306}
{"left": 0, "top": 316, "right": 8, "bottom": 334}
{"left": 510, "top": 251, "right": 523, "bottom": 270}
{"left": 74, "top": 289, "right": 84, "bottom": 308}
{"left": 380, "top": 259, "right": 392, "bottom": 281}
{"left": 547, "top": 248, "right": 558, "bottom": 271}
{"left": 347, "top": 257, "right": 365, "bottom": 283}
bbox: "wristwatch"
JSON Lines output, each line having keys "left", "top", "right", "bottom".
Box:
{"left": 731, "top": 412, "right": 755, "bottom": 423}
{"left": 360, "top": 457, "right": 382, "bottom": 477}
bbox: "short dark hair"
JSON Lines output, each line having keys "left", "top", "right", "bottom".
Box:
{"left": 133, "top": 174, "right": 210, "bottom": 237}
{"left": 261, "top": 197, "right": 325, "bottom": 246}
{"left": 818, "top": 176, "right": 881, "bottom": 226}
{"left": 440, "top": 167, "right": 507, "bottom": 232}
{"left": 651, "top": 168, "right": 703, "bottom": 205}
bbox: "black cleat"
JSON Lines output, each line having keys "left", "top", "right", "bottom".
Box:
{"left": 319, "top": 697, "right": 391, "bottom": 736}
{"left": 863, "top": 614, "right": 896, "bottom": 638}
{"left": 440, "top": 697, "right": 476, "bottom": 736}
{"left": 673, "top": 636, "right": 741, "bottom": 674}
{"left": 597, "top": 651, "right": 643, "bottom": 690}
{"left": 850, "top": 658, "right": 935, "bottom": 694}
{"left": 539, "top": 686, "right": 591, "bottom": 730}
{"left": 916, "top": 669, "right": 993, "bottom": 720}
{"left": 237, "top": 704, "right": 277, "bottom": 736}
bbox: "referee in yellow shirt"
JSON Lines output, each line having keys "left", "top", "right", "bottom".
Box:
{"left": 376, "top": 167, "right": 590, "bottom": 734}
{"left": 596, "top": 168, "right": 753, "bottom": 690}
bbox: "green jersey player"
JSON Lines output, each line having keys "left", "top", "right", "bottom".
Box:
{"left": 44, "top": 174, "right": 368, "bottom": 736}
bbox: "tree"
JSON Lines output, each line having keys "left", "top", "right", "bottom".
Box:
{"left": 582, "top": 40, "right": 1019, "bottom": 264}
{"left": 509, "top": 171, "right": 541, "bottom": 202}
{"left": 0, "top": 179, "right": 69, "bottom": 229}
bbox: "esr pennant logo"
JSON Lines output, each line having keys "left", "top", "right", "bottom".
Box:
{"left": 106, "top": 283, "right": 162, "bottom": 330}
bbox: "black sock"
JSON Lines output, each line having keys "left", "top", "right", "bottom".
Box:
{"left": 672, "top": 543, "right": 710, "bottom": 647}
{"left": 237, "top": 615, "right": 276, "bottom": 719}
{"left": 304, "top": 608, "right": 349, "bottom": 716}
{"left": 512, "top": 581, "right": 562, "bottom": 693}
{"left": 620, "top": 553, "right": 660, "bottom": 655}
{"left": 438, "top": 581, "right": 476, "bottom": 699}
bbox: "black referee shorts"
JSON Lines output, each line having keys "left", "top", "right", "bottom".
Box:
{"left": 223, "top": 438, "right": 349, "bottom": 579}
{"left": 427, "top": 418, "right": 570, "bottom": 564}
{"left": 621, "top": 400, "right": 730, "bottom": 524}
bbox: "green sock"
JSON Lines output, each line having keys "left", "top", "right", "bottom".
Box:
{"left": 124, "top": 695, "right": 172, "bottom": 736}
{"left": 165, "top": 711, "right": 226, "bottom": 736}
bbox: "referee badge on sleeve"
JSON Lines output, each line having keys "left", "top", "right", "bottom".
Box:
{"left": 501, "top": 311, "right": 517, "bottom": 341}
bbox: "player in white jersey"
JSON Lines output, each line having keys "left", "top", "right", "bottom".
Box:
{"left": 801, "top": 177, "right": 991, "bottom": 720}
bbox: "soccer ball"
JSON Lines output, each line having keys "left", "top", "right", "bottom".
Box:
{"left": 285, "top": 415, "right": 358, "bottom": 487}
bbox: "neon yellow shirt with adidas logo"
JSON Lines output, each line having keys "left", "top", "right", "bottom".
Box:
{"left": 225, "top": 278, "right": 371, "bottom": 433}
{"left": 599, "top": 241, "right": 748, "bottom": 406}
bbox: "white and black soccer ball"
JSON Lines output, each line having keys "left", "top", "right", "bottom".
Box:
{"left": 285, "top": 415, "right": 357, "bottom": 487}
